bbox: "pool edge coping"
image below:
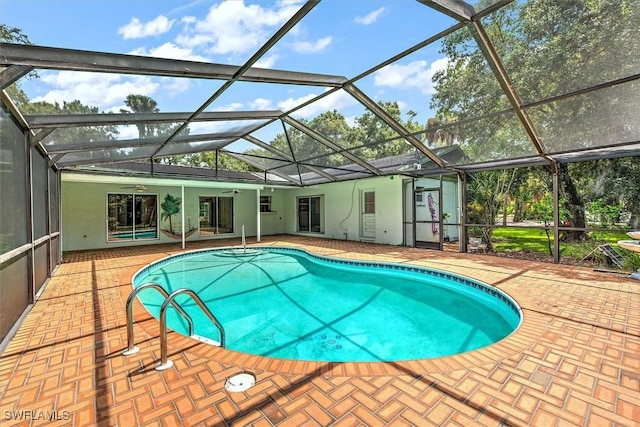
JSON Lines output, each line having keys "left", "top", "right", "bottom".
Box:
{"left": 118, "top": 244, "right": 548, "bottom": 377}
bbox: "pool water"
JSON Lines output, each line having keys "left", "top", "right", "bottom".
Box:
{"left": 133, "top": 248, "right": 521, "bottom": 362}
{"left": 109, "top": 230, "right": 157, "bottom": 240}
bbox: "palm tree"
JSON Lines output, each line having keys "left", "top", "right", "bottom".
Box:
{"left": 160, "top": 194, "right": 181, "bottom": 234}
{"left": 121, "top": 94, "right": 159, "bottom": 138}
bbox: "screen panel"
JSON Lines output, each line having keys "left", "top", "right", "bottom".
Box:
{"left": 0, "top": 107, "right": 29, "bottom": 254}
{"left": 0, "top": 254, "right": 30, "bottom": 342}
{"left": 31, "top": 147, "right": 49, "bottom": 239}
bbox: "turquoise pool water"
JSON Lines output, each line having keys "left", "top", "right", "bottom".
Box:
{"left": 133, "top": 248, "right": 521, "bottom": 362}
{"left": 109, "top": 230, "right": 157, "bottom": 240}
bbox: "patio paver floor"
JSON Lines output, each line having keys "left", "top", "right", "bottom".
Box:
{"left": 1, "top": 236, "right": 639, "bottom": 426}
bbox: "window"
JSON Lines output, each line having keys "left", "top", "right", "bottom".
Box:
{"left": 107, "top": 193, "right": 158, "bottom": 241}
{"left": 260, "top": 196, "right": 273, "bottom": 213}
{"left": 297, "top": 196, "right": 322, "bottom": 233}
{"left": 363, "top": 191, "right": 375, "bottom": 214}
{"left": 199, "top": 196, "right": 234, "bottom": 235}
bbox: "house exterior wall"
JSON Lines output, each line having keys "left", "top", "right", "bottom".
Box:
{"left": 61, "top": 174, "right": 405, "bottom": 251}
{"left": 282, "top": 176, "right": 404, "bottom": 245}
{"left": 61, "top": 179, "right": 287, "bottom": 251}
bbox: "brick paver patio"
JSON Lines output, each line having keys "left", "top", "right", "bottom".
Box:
{"left": 1, "top": 236, "right": 639, "bottom": 426}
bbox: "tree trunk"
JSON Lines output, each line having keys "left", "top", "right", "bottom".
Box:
{"left": 513, "top": 202, "right": 523, "bottom": 222}
{"left": 502, "top": 194, "right": 508, "bottom": 226}
{"left": 481, "top": 227, "right": 494, "bottom": 252}
{"left": 558, "top": 163, "right": 586, "bottom": 241}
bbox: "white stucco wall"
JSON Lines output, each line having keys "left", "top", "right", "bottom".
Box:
{"left": 282, "top": 176, "right": 404, "bottom": 245}
{"left": 61, "top": 173, "right": 405, "bottom": 251}
{"left": 61, "top": 175, "right": 278, "bottom": 251}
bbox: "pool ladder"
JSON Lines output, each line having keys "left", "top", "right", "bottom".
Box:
{"left": 123, "top": 282, "right": 226, "bottom": 371}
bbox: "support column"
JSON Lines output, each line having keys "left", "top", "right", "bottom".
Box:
{"left": 256, "top": 189, "right": 261, "bottom": 242}
{"left": 181, "top": 185, "right": 185, "bottom": 249}
{"left": 459, "top": 172, "right": 467, "bottom": 253}
{"left": 552, "top": 167, "right": 560, "bottom": 263}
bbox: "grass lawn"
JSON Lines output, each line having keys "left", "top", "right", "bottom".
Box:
{"left": 491, "top": 227, "right": 637, "bottom": 266}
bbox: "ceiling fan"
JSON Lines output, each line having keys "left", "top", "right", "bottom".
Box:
{"left": 121, "top": 184, "right": 149, "bottom": 192}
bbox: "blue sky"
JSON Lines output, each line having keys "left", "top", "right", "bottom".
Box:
{"left": 2, "top": 0, "right": 457, "bottom": 142}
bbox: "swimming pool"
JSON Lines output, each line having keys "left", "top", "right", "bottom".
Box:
{"left": 133, "top": 247, "right": 521, "bottom": 362}
{"left": 109, "top": 230, "right": 157, "bottom": 240}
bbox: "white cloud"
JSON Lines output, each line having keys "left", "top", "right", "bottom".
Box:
{"left": 209, "top": 102, "right": 244, "bottom": 112}
{"left": 249, "top": 98, "right": 273, "bottom": 110}
{"left": 354, "top": 7, "right": 386, "bottom": 25}
{"left": 373, "top": 57, "right": 449, "bottom": 95}
{"left": 169, "top": 0, "right": 208, "bottom": 16}
{"left": 254, "top": 54, "right": 279, "bottom": 69}
{"left": 118, "top": 15, "right": 175, "bottom": 39}
{"left": 188, "top": 121, "right": 229, "bottom": 134}
{"left": 128, "top": 42, "right": 209, "bottom": 62}
{"left": 279, "top": 89, "right": 357, "bottom": 118}
{"left": 33, "top": 71, "right": 160, "bottom": 110}
{"left": 175, "top": 1, "right": 300, "bottom": 55}
{"left": 291, "top": 36, "right": 332, "bottom": 54}
{"left": 161, "top": 78, "right": 192, "bottom": 98}
{"left": 113, "top": 125, "right": 140, "bottom": 140}
{"left": 277, "top": 92, "right": 317, "bottom": 113}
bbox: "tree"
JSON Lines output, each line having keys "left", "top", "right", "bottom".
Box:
{"left": 352, "top": 101, "right": 422, "bottom": 159}
{"left": 422, "top": 114, "right": 460, "bottom": 148}
{"left": 1, "top": 25, "right": 36, "bottom": 108}
{"left": 121, "top": 95, "right": 159, "bottom": 138}
{"left": 431, "top": 0, "right": 640, "bottom": 239}
{"left": 511, "top": 167, "right": 548, "bottom": 223}
{"left": 467, "top": 170, "right": 517, "bottom": 251}
{"left": 22, "top": 100, "right": 118, "bottom": 148}
{"left": 121, "top": 94, "right": 191, "bottom": 164}
{"left": 571, "top": 157, "right": 640, "bottom": 229}
{"left": 181, "top": 151, "right": 254, "bottom": 172}
{"left": 160, "top": 194, "right": 181, "bottom": 234}
{"left": 275, "top": 110, "right": 353, "bottom": 165}
{"left": 244, "top": 102, "right": 423, "bottom": 171}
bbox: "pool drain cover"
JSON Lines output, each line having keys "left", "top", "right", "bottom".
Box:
{"left": 225, "top": 372, "right": 256, "bottom": 393}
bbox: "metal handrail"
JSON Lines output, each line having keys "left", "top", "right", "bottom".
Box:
{"left": 157, "top": 288, "right": 226, "bottom": 370}
{"left": 123, "top": 282, "right": 194, "bottom": 355}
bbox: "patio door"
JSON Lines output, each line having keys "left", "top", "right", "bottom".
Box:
{"left": 199, "top": 196, "right": 234, "bottom": 235}
{"left": 297, "top": 196, "right": 322, "bottom": 232}
{"left": 415, "top": 188, "right": 442, "bottom": 249}
{"left": 360, "top": 190, "right": 376, "bottom": 240}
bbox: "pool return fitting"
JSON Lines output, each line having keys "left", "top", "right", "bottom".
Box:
{"left": 124, "top": 283, "right": 226, "bottom": 371}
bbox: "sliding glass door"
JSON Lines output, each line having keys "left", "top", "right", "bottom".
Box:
{"left": 297, "top": 196, "right": 322, "bottom": 233}
{"left": 199, "top": 196, "right": 234, "bottom": 235}
{"left": 107, "top": 193, "right": 158, "bottom": 241}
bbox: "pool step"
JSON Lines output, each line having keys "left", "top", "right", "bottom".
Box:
{"left": 191, "top": 334, "right": 222, "bottom": 347}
